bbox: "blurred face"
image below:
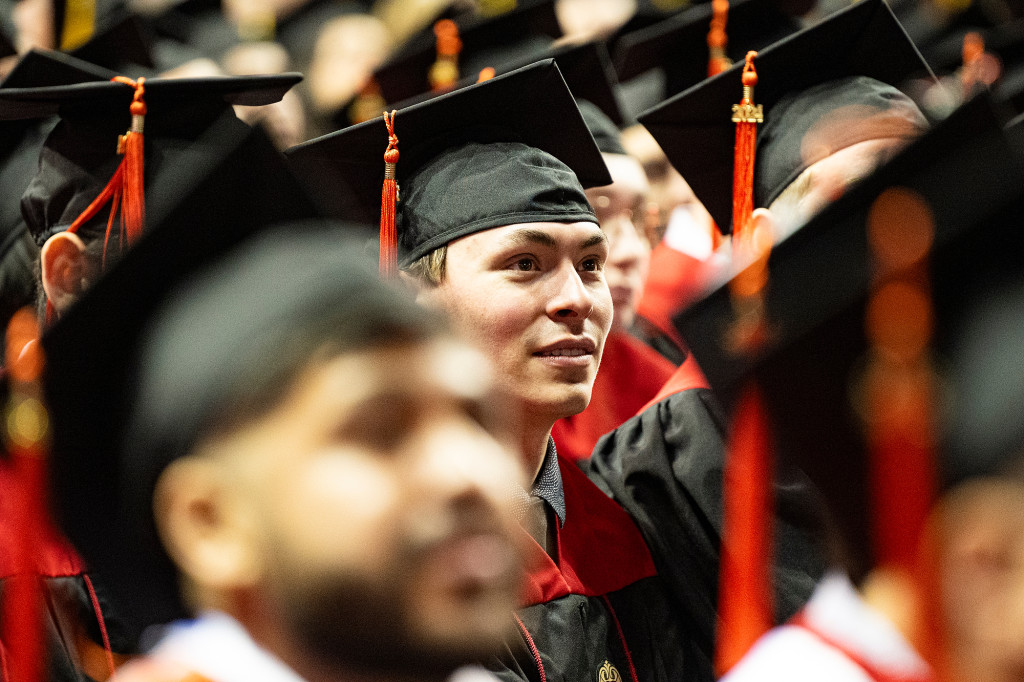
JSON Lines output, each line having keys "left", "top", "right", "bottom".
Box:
{"left": 767, "top": 137, "right": 913, "bottom": 241}
{"left": 185, "top": 340, "right": 523, "bottom": 679}
{"left": 937, "top": 477, "right": 1024, "bottom": 682}
{"left": 420, "top": 222, "right": 613, "bottom": 427}
{"left": 586, "top": 153, "right": 653, "bottom": 333}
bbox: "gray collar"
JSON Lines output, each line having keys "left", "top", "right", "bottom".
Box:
{"left": 530, "top": 438, "right": 566, "bottom": 526}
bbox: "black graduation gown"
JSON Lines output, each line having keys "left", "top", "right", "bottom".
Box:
{"left": 489, "top": 387, "right": 824, "bottom": 682}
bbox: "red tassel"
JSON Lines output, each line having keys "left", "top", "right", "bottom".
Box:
{"left": 1, "top": 309, "right": 49, "bottom": 682}
{"left": 707, "top": 0, "right": 731, "bottom": 77}
{"left": 380, "top": 110, "right": 399, "bottom": 278}
{"left": 65, "top": 76, "right": 147, "bottom": 271}
{"left": 731, "top": 52, "right": 762, "bottom": 257}
{"left": 715, "top": 384, "right": 774, "bottom": 678}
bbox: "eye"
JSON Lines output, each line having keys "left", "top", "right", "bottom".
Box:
{"left": 579, "top": 256, "right": 603, "bottom": 272}
{"left": 513, "top": 257, "right": 538, "bottom": 271}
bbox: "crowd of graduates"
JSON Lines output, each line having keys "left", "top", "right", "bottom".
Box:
{"left": 0, "top": 0, "right": 1024, "bottom": 681}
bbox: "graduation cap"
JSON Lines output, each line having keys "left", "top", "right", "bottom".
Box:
{"left": 43, "top": 121, "right": 327, "bottom": 638}
{"left": 0, "top": 61, "right": 300, "bottom": 256}
{"left": 0, "top": 47, "right": 116, "bottom": 88}
{"left": 286, "top": 60, "right": 610, "bottom": 273}
{"left": 371, "top": 0, "right": 561, "bottom": 105}
{"left": 613, "top": 0, "right": 801, "bottom": 115}
{"left": 372, "top": 39, "right": 627, "bottom": 130}
{"left": 674, "top": 93, "right": 1024, "bottom": 582}
{"left": 0, "top": 49, "right": 115, "bottom": 330}
{"left": 67, "top": 11, "right": 156, "bottom": 73}
{"left": 639, "top": 0, "right": 934, "bottom": 235}
{"left": 578, "top": 100, "right": 627, "bottom": 155}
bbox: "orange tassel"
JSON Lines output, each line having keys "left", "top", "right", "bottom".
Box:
{"left": 715, "top": 384, "right": 774, "bottom": 678}
{"left": 731, "top": 52, "right": 762, "bottom": 256}
{"left": 380, "top": 110, "right": 399, "bottom": 278}
{"left": 707, "top": 0, "right": 731, "bottom": 77}
{"left": 65, "top": 76, "right": 146, "bottom": 271}
{"left": 429, "top": 19, "right": 461, "bottom": 92}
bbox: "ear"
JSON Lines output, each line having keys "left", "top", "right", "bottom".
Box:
{"left": 40, "top": 232, "right": 91, "bottom": 314}
{"left": 153, "top": 456, "right": 263, "bottom": 595}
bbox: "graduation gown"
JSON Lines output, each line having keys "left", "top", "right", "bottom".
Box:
{"left": 491, "top": 454, "right": 709, "bottom": 682}
{"left": 0, "top": 455, "right": 131, "bottom": 682}
{"left": 578, "top": 386, "right": 826, "bottom": 680}
{"left": 551, "top": 331, "right": 676, "bottom": 461}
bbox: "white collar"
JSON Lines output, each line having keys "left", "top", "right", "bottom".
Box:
{"left": 800, "top": 571, "right": 931, "bottom": 677}
{"left": 147, "top": 611, "right": 307, "bottom": 682}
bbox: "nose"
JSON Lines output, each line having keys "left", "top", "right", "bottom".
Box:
{"left": 545, "top": 261, "right": 595, "bottom": 321}
{"left": 607, "top": 216, "right": 646, "bottom": 270}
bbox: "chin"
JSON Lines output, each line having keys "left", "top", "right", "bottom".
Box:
{"left": 410, "top": 599, "right": 518, "bottom": 664}
{"left": 546, "top": 386, "right": 593, "bottom": 420}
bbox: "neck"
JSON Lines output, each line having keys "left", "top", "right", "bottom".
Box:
{"left": 519, "top": 420, "right": 554, "bottom": 483}
{"left": 859, "top": 567, "right": 924, "bottom": 654}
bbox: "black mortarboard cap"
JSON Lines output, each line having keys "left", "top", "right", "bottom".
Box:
{"left": 286, "top": 60, "right": 610, "bottom": 266}
{"left": 0, "top": 49, "right": 113, "bottom": 329}
{"left": 639, "top": 0, "right": 934, "bottom": 234}
{"left": 44, "top": 122, "right": 325, "bottom": 637}
{"left": 674, "top": 94, "right": 1024, "bottom": 577}
{"left": 67, "top": 12, "right": 156, "bottom": 73}
{"left": 613, "top": 0, "right": 800, "bottom": 109}
{"left": 372, "top": 0, "right": 561, "bottom": 105}
{"left": 578, "top": 99, "right": 627, "bottom": 155}
{"left": 0, "top": 62, "right": 300, "bottom": 246}
{"left": 380, "top": 40, "right": 627, "bottom": 127}
{"left": 0, "top": 48, "right": 116, "bottom": 88}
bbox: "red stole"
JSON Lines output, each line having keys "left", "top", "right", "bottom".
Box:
{"left": 520, "top": 455, "right": 658, "bottom": 607}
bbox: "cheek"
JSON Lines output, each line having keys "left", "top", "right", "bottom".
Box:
{"left": 269, "top": 454, "right": 402, "bottom": 571}
{"left": 439, "top": 281, "right": 536, "bottom": 357}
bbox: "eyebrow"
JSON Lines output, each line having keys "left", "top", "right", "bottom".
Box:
{"left": 582, "top": 232, "right": 608, "bottom": 250}
{"left": 501, "top": 226, "right": 608, "bottom": 251}
{"left": 504, "top": 228, "right": 558, "bottom": 249}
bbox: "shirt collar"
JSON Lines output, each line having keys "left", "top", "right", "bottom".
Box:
{"left": 146, "top": 611, "right": 306, "bottom": 682}
{"left": 800, "top": 571, "right": 931, "bottom": 677}
{"left": 531, "top": 438, "right": 566, "bottom": 526}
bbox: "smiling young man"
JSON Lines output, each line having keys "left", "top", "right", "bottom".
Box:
{"left": 549, "top": 101, "right": 677, "bottom": 461}
{"left": 288, "top": 61, "right": 821, "bottom": 682}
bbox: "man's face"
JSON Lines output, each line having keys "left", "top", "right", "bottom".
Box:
{"left": 420, "top": 222, "right": 613, "bottom": 426}
{"left": 586, "top": 153, "right": 653, "bottom": 333}
{"left": 938, "top": 477, "right": 1024, "bottom": 682}
{"left": 192, "top": 340, "right": 524, "bottom": 678}
{"left": 767, "top": 137, "right": 913, "bottom": 241}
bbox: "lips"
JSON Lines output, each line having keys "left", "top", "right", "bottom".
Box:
{"left": 532, "top": 337, "right": 598, "bottom": 368}
{"left": 533, "top": 337, "right": 597, "bottom": 357}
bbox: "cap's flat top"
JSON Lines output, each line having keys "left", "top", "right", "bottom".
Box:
{"left": 613, "top": 0, "right": 799, "bottom": 85}
{"left": 287, "top": 60, "right": 610, "bottom": 223}
{"left": 0, "top": 72, "right": 303, "bottom": 119}
{"left": 373, "top": 0, "right": 561, "bottom": 104}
